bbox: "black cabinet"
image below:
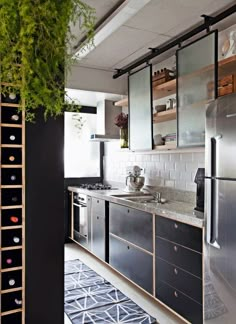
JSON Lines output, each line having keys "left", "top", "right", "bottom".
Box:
{"left": 91, "top": 198, "right": 106, "bottom": 261}
{"left": 109, "top": 203, "right": 153, "bottom": 294}
{"left": 109, "top": 203, "right": 153, "bottom": 252}
{"left": 109, "top": 235, "right": 153, "bottom": 294}
{"left": 155, "top": 215, "right": 203, "bottom": 323}
{"left": 156, "top": 280, "right": 202, "bottom": 324}
{"left": 156, "top": 257, "right": 202, "bottom": 304}
{"left": 156, "top": 237, "right": 202, "bottom": 278}
{"left": 156, "top": 216, "right": 202, "bottom": 253}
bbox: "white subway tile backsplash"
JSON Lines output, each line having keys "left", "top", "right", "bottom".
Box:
{"left": 165, "top": 180, "right": 175, "bottom": 188}
{"left": 180, "top": 153, "right": 193, "bottom": 162}
{"left": 151, "top": 154, "right": 160, "bottom": 162}
{"left": 103, "top": 143, "right": 204, "bottom": 192}
{"left": 165, "top": 162, "right": 175, "bottom": 171}
{"left": 160, "top": 154, "right": 170, "bottom": 162}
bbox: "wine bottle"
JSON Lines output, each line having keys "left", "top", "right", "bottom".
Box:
{"left": 6, "top": 258, "right": 12, "bottom": 265}
{"left": 10, "top": 135, "right": 16, "bottom": 141}
{"left": 10, "top": 175, "right": 16, "bottom": 181}
{"left": 11, "top": 114, "right": 19, "bottom": 122}
{"left": 9, "top": 279, "right": 16, "bottom": 286}
{"left": 9, "top": 155, "right": 15, "bottom": 162}
{"left": 10, "top": 216, "right": 19, "bottom": 223}
{"left": 13, "top": 236, "right": 20, "bottom": 244}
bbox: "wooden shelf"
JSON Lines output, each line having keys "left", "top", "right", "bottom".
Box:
{"left": 154, "top": 142, "right": 177, "bottom": 150}
{"left": 1, "top": 123, "right": 22, "bottom": 128}
{"left": 1, "top": 226, "right": 22, "bottom": 230}
{"left": 0, "top": 103, "right": 21, "bottom": 108}
{"left": 1, "top": 287, "right": 22, "bottom": 294}
{"left": 1, "top": 266, "right": 23, "bottom": 273}
{"left": 1, "top": 185, "right": 23, "bottom": 189}
{"left": 0, "top": 144, "right": 23, "bottom": 148}
{"left": 1, "top": 309, "right": 22, "bottom": 316}
{"left": 1, "top": 205, "right": 23, "bottom": 210}
{"left": 153, "top": 108, "right": 176, "bottom": 123}
{"left": 153, "top": 79, "right": 176, "bottom": 100}
{"left": 114, "top": 97, "right": 128, "bottom": 107}
{"left": 1, "top": 246, "right": 23, "bottom": 251}
{"left": 1, "top": 165, "right": 23, "bottom": 168}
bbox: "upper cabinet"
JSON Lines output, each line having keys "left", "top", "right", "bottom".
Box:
{"left": 177, "top": 32, "right": 217, "bottom": 148}
{"left": 128, "top": 65, "right": 153, "bottom": 151}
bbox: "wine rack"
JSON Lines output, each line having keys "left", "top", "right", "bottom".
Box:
{"left": 1, "top": 84, "right": 25, "bottom": 323}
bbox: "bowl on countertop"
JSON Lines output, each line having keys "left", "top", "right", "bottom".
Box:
{"left": 155, "top": 104, "right": 166, "bottom": 113}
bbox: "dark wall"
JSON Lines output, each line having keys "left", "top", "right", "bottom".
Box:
{"left": 25, "top": 110, "right": 64, "bottom": 324}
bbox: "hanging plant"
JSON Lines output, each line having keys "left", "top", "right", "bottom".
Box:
{"left": 0, "top": 0, "right": 96, "bottom": 121}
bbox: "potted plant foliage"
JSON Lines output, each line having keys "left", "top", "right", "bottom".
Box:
{"left": 0, "top": 0, "right": 96, "bottom": 121}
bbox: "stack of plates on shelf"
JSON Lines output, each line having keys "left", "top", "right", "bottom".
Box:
{"left": 164, "top": 133, "right": 176, "bottom": 146}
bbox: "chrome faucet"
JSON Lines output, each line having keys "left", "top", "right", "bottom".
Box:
{"left": 143, "top": 188, "right": 162, "bottom": 203}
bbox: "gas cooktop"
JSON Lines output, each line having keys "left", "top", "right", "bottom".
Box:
{"left": 78, "top": 183, "right": 116, "bottom": 190}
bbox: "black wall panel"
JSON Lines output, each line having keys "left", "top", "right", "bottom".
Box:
{"left": 25, "top": 110, "right": 64, "bottom": 324}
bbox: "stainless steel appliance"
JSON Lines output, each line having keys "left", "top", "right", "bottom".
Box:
{"left": 73, "top": 193, "right": 91, "bottom": 248}
{"left": 205, "top": 92, "right": 236, "bottom": 323}
{"left": 125, "top": 165, "right": 145, "bottom": 192}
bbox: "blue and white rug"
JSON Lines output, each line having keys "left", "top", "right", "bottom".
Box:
{"left": 65, "top": 259, "right": 157, "bottom": 324}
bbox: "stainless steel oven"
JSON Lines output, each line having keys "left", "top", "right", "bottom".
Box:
{"left": 72, "top": 193, "right": 91, "bottom": 249}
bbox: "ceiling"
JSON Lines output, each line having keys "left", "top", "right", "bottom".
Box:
{"left": 71, "top": 0, "right": 236, "bottom": 72}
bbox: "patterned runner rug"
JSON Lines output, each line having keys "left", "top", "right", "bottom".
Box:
{"left": 65, "top": 259, "right": 157, "bottom": 324}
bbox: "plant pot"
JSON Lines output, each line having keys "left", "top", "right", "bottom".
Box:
{"left": 120, "top": 128, "right": 128, "bottom": 148}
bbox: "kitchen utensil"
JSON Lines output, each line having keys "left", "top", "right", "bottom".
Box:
{"left": 155, "top": 104, "right": 166, "bottom": 113}
{"left": 125, "top": 166, "right": 145, "bottom": 192}
{"left": 154, "top": 134, "right": 164, "bottom": 145}
{"left": 166, "top": 98, "right": 176, "bottom": 110}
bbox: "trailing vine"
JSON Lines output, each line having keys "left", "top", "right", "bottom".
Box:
{"left": 0, "top": 0, "right": 96, "bottom": 121}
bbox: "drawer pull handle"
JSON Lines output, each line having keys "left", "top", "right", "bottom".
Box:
{"left": 127, "top": 246, "right": 130, "bottom": 250}
{"left": 174, "top": 291, "right": 178, "bottom": 298}
{"left": 127, "top": 209, "right": 130, "bottom": 213}
{"left": 174, "top": 245, "right": 178, "bottom": 252}
{"left": 97, "top": 200, "right": 99, "bottom": 203}
{"left": 174, "top": 223, "right": 178, "bottom": 229}
{"left": 174, "top": 268, "right": 178, "bottom": 275}
{"left": 97, "top": 216, "right": 99, "bottom": 220}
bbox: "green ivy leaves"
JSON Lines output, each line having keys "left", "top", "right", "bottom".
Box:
{"left": 0, "top": 0, "right": 95, "bottom": 121}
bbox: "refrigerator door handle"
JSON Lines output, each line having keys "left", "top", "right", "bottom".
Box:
{"left": 206, "top": 180, "right": 221, "bottom": 249}
{"left": 210, "top": 134, "right": 222, "bottom": 177}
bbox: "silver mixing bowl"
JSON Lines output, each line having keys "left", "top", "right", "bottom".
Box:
{"left": 128, "top": 176, "right": 145, "bottom": 191}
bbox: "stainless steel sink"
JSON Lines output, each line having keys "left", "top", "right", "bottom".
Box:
{"left": 110, "top": 193, "right": 153, "bottom": 199}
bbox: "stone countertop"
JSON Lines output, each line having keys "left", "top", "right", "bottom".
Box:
{"left": 68, "top": 186, "right": 204, "bottom": 228}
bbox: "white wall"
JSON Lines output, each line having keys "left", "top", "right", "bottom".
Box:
{"left": 66, "top": 64, "right": 127, "bottom": 95}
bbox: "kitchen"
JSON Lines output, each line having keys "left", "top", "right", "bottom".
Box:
{"left": 1, "top": 1, "right": 236, "bottom": 324}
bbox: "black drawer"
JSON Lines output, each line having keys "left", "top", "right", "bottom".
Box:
{"left": 156, "top": 216, "right": 202, "bottom": 253}
{"left": 156, "top": 280, "right": 202, "bottom": 324}
{"left": 1, "top": 188, "right": 22, "bottom": 206}
{"left": 1, "top": 209, "right": 22, "bottom": 227}
{"left": 1, "top": 106, "right": 22, "bottom": 124}
{"left": 1, "top": 147, "right": 22, "bottom": 165}
{"left": 110, "top": 203, "right": 153, "bottom": 252}
{"left": 1, "top": 312, "right": 22, "bottom": 324}
{"left": 109, "top": 235, "right": 153, "bottom": 294}
{"left": 92, "top": 198, "right": 105, "bottom": 216}
{"left": 1, "top": 290, "right": 22, "bottom": 312}
{"left": 2, "top": 229, "right": 22, "bottom": 248}
{"left": 156, "top": 237, "right": 202, "bottom": 278}
{"left": 2, "top": 250, "right": 22, "bottom": 269}
{"left": 1, "top": 127, "right": 22, "bottom": 145}
{"left": 1, "top": 168, "right": 22, "bottom": 185}
{"left": 2, "top": 270, "right": 22, "bottom": 290}
{"left": 156, "top": 257, "right": 202, "bottom": 304}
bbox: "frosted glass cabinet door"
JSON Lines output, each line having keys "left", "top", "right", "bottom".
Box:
{"left": 177, "top": 32, "right": 217, "bottom": 147}
{"left": 129, "top": 65, "right": 153, "bottom": 151}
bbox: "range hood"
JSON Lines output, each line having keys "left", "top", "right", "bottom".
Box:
{"left": 90, "top": 99, "right": 122, "bottom": 141}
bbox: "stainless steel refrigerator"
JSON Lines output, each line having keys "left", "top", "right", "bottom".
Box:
{"left": 204, "top": 92, "right": 236, "bottom": 323}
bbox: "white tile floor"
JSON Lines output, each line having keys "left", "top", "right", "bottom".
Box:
{"left": 64, "top": 243, "right": 185, "bottom": 324}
